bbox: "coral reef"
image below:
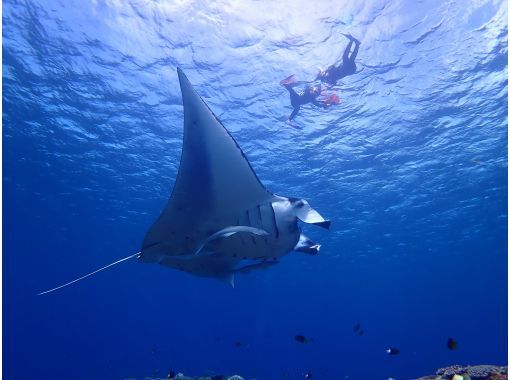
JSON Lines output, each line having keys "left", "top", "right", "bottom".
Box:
{"left": 137, "top": 366, "right": 507, "bottom": 380}
{"left": 137, "top": 374, "right": 244, "bottom": 380}
{"left": 414, "top": 364, "right": 507, "bottom": 380}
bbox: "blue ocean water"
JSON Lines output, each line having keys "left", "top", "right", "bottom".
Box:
{"left": 3, "top": 1, "right": 508, "bottom": 379}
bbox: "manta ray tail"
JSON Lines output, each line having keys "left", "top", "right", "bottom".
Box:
{"left": 219, "top": 274, "right": 235, "bottom": 288}
{"left": 37, "top": 252, "right": 141, "bottom": 295}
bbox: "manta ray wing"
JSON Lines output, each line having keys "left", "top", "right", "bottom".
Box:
{"left": 141, "top": 68, "right": 275, "bottom": 263}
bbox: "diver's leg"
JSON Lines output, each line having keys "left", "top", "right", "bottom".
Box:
{"left": 349, "top": 40, "right": 360, "bottom": 61}
{"left": 288, "top": 106, "right": 300, "bottom": 121}
{"left": 342, "top": 41, "right": 354, "bottom": 64}
{"left": 282, "top": 84, "right": 295, "bottom": 100}
{"left": 287, "top": 87, "right": 301, "bottom": 107}
{"left": 284, "top": 87, "right": 300, "bottom": 121}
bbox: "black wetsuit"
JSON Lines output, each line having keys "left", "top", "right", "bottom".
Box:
{"left": 318, "top": 37, "right": 359, "bottom": 85}
{"left": 283, "top": 84, "right": 324, "bottom": 121}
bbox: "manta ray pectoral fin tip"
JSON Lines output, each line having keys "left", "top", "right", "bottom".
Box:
{"left": 177, "top": 67, "right": 191, "bottom": 89}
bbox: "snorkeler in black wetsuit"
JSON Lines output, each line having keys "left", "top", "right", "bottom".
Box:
{"left": 316, "top": 33, "right": 360, "bottom": 86}
{"left": 280, "top": 76, "right": 327, "bottom": 123}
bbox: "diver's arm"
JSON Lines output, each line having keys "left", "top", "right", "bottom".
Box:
{"left": 312, "top": 99, "right": 327, "bottom": 109}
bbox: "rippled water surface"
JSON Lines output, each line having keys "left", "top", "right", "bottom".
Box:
{"left": 3, "top": 1, "right": 508, "bottom": 379}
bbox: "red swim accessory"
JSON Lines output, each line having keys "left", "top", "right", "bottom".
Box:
{"left": 322, "top": 93, "right": 340, "bottom": 105}
{"left": 280, "top": 74, "right": 297, "bottom": 86}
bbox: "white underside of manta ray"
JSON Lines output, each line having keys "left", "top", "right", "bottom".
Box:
{"left": 38, "top": 68, "right": 330, "bottom": 295}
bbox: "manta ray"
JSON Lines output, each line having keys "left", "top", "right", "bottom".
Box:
{"left": 39, "top": 68, "right": 330, "bottom": 295}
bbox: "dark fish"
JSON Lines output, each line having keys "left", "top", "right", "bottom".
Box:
{"left": 282, "top": 371, "right": 289, "bottom": 377}
{"left": 234, "top": 341, "right": 242, "bottom": 347}
{"left": 211, "top": 376, "right": 225, "bottom": 380}
{"left": 304, "top": 372, "right": 313, "bottom": 379}
{"left": 386, "top": 347, "right": 400, "bottom": 355}
{"left": 447, "top": 338, "right": 458, "bottom": 350}
{"left": 353, "top": 323, "right": 361, "bottom": 332}
{"left": 295, "top": 334, "right": 309, "bottom": 344}
{"left": 357, "top": 329, "right": 364, "bottom": 336}
{"left": 167, "top": 371, "right": 176, "bottom": 379}
{"left": 151, "top": 348, "right": 157, "bottom": 354}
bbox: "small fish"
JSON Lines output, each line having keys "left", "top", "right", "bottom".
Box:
{"left": 167, "top": 371, "right": 176, "bottom": 379}
{"left": 211, "top": 376, "right": 225, "bottom": 380}
{"left": 447, "top": 338, "right": 458, "bottom": 350}
{"left": 386, "top": 347, "right": 400, "bottom": 355}
{"left": 282, "top": 371, "right": 289, "bottom": 377}
{"left": 357, "top": 329, "right": 364, "bottom": 336}
{"left": 234, "top": 341, "right": 242, "bottom": 347}
{"left": 353, "top": 323, "right": 361, "bottom": 332}
{"left": 151, "top": 348, "right": 157, "bottom": 354}
{"left": 304, "top": 372, "right": 313, "bottom": 379}
{"left": 295, "top": 334, "right": 314, "bottom": 344}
